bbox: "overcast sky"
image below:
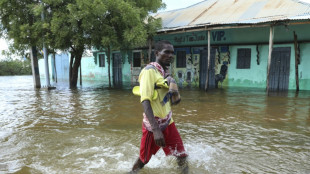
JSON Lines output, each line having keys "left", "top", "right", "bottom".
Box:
{"left": 161, "top": 0, "right": 204, "bottom": 11}
{"left": 161, "top": 0, "right": 310, "bottom": 11}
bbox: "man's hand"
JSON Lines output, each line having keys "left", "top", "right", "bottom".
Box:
{"left": 142, "top": 100, "right": 166, "bottom": 147}
{"left": 153, "top": 129, "right": 166, "bottom": 147}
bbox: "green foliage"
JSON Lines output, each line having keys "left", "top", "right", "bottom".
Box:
{"left": 0, "top": 0, "right": 164, "bottom": 54}
{"left": 0, "top": 0, "right": 44, "bottom": 51}
{"left": 145, "top": 16, "right": 162, "bottom": 39}
{"left": 0, "top": 0, "right": 164, "bottom": 87}
{"left": 0, "top": 58, "right": 32, "bottom": 76}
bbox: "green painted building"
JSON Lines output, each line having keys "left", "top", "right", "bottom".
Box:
{"left": 153, "top": 24, "right": 310, "bottom": 91}
{"left": 151, "top": 0, "right": 310, "bottom": 91}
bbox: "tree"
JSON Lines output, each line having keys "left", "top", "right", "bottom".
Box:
{"left": 0, "top": 0, "right": 45, "bottom": 88}
{"left": 46, "top": 0, "right": 164, "bottom": 88}
{"left": 0, "top": 58, "right": 32, "bottom": 76}
{"left": 94, "top": 0, "right": 163, "bottom": 88}
{"left": 0, "top": 0, "right": 164, "bottom": 88}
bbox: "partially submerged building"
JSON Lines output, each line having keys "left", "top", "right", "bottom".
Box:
{"left": 153, "top": 0, "right": 310, "bottom": 91}
{"left": 39, "top": 0, "right": 310, "bottom": 91}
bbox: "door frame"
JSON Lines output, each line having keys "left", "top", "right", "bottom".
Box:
{"left": 268, "top": 47, "right": 291, "bottom": 91}
{"left": 199, "top": 47, "right": 217, "bottom": 89}
{"left": 112, "top": 52, "right": 123, "bottom": 87}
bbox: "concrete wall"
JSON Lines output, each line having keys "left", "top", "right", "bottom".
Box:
{"left": 155, "top": 24, "right": 310, "bottom": 46}
{"left": 228, "top": 45, "right": 267, "bottom": 88}
{"left": 39, "top": 51, "right": 133, "bottom": 87}
{"left": 298, "top": 43, "right": 310, "bottom": 90}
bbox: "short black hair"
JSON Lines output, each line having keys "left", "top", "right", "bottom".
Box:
{"left": 154, "top": 40, "right": 172, "bottom": 52}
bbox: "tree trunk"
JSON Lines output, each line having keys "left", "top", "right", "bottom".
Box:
{"left": 30, "top": 46, "right": 41, "bottom": 88}
{"left": 69, "top": 52, "right": 74, "bottom": 88}
{"left": 107, "top": 46, "right": 111, "bottom": 88}
{"left": 70, "top": 50, "right": 83, "bottom": 88}
{"left": 80, "top": 64, "right": 82, "bottom": 86}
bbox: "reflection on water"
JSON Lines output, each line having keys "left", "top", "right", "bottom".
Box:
{"left": 0, "top": 76, "right": 309, "bottom": 174}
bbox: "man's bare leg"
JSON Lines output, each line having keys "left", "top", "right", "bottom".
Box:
{"left": 130, "top": 157, "right": 145, "bottom": 173}
{"left": 177, "top": 156, "right": 189, "bottom": 174}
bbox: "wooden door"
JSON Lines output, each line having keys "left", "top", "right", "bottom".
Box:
{"left": 199, "top": 48, "right": 216, "bottom": 89}
{"left": 268, "top": 47, "right": 291, "bottom": 91}
{"left": 112, "top": 53, "right": 122, "bottom": 87}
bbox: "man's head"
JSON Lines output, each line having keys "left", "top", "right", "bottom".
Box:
{"left": 154, "top": 40, "right": 174, "bottom": 69}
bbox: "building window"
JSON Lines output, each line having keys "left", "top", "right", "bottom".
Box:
{"left": 176, "top": 51, "right": 186, "bottom": 68}
{"left": 99, "top": 54, "right": 105, "bottom": 67}
{"left": 237, "top": 48, "right": 251, "bottom": 69}
{"left": 133, "top": 52, "right": 141, "bottom": 67}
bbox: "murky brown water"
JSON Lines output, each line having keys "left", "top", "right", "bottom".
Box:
{"left": 0, "top": 76, "right": 309, "bottom": 174}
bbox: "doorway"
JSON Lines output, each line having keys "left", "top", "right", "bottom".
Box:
{"left": 112, "top": 53, "right": 122, "bottom": 87}
{"left": 199, "top": 48, "right": 216, "bottom": 89}
{"left": 268, "top": 47, "right": 291, "bottom": 91}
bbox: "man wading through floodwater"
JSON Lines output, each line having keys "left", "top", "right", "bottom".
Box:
{"left": 130, "top": 40, "right": 188, "bottom": 173}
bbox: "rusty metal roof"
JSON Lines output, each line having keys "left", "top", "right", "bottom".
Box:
{"left": 154, "top": 0, "right": 310, "bottom": 32}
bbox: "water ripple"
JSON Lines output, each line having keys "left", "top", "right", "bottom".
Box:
{"left": 0, "top": 76, "right": 309, "bottom": 174}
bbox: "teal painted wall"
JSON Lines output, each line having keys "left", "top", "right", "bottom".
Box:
{"left": 171, "top": 52, "right": 200, "bottom": 88}
{"left": 83, "top": 51, "right": 132, "bottom": 85}
{"left": 298, "top": 43, "right": 310, "bottom": 90}
{"left": 80, "top": 55, "right": 109, "bottom": 83}
{"left": 111, "top": 51, "right": 132, "bottom": 85}
{"left": 39, "top": 54, "right": 64, "bottom": 84}
{"left": 227, "top": 45, "right": 268, "bottom": 88}
{"left": 39, "top": 51, "right": 133, "bottom": 86}
{"left": 155, "top": 27, "right": 271, "bottom": 46}
{"left": 155, "top": 24, "right": 310, "bottom": 46}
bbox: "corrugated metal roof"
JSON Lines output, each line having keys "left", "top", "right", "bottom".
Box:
{"left": 154, "top": 0, "right": 310, "bottom": 32}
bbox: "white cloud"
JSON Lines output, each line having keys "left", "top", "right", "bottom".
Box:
{"left": 161, "top": 0, "right": 310, "bottom": 12}
{"left": 0, "top": 38, "right": 8, "bottom": 51}
{"left": 0, "top": 38, "right": 9, "bottom": 60}
{"left": 161, "top": 0, "right": 204, "bottom": 12}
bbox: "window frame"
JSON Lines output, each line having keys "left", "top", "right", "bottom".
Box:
{"left": 98, "top": 54, "right": 105, "bottom": 67}
{"left": 176, "top": 50, "right": 187, "bottom": 68}
{"left": 133, "top": 52, "right": 141, "bottom": 67}
{"left": 236, "top": 48, "right": 251, "bottom": 69}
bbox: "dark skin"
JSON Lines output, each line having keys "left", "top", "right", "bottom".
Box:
{"left": 131, "top": 44, "right": 188, "bottom": 173}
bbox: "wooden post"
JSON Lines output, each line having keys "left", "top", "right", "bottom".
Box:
{"left": 205, "top": 30, "right": 211, "bottom": 91}
{"left": 266, "top": 26, "right": 274, "bottom": 93}
{"left": 30, "top": 46, "right": 41, "bottom": 88}
{"left": 293, "top": 32, "right": 299, "bottom": 91}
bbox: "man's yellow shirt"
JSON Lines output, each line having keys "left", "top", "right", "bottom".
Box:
{"left": 139, "top": 67, "right": 174, "bottom": 125}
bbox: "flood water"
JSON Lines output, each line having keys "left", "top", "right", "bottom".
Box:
{"left": 0, "top": 76, "right": 309, "bottom": 174}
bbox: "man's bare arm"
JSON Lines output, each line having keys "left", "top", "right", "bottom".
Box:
{"left": 142, "top": 100, "right": 166, "bottom": 147}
